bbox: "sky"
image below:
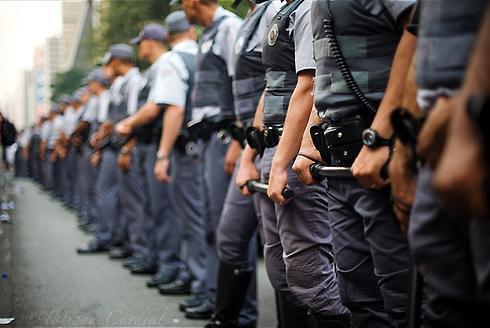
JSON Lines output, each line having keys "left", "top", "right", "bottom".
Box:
{"left": 0, "top": 0, "right": 62, "bottom": 106}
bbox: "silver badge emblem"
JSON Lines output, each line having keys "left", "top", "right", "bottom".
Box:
{"left": 268, "top": 24, "right": 279, "bottom": 46}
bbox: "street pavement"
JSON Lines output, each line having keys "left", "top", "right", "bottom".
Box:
{"left": 0, "top": 179, "right": 276, "bottom": 328}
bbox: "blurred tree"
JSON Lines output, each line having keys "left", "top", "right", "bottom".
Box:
{"left": 95, "top": 0, "right": 171, "bottom": 59}
{"left": 50, "top": 68, "right": 86, "bottom": 103}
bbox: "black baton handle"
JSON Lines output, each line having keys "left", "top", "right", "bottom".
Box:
{"left": 309, "top": 163, "right": 352, "bottom": 181}
{"left": 310, "top": 163, "right": 389, "bottom": 181}
{"left": 246, "top": 180, "right": 295, "bottom": 200}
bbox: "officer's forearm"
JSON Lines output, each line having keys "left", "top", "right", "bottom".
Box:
{"left": 460, "top": 4, "right": 490, "bottom": 99}
{"left": 370, "top": 28, "right": 417, "bottom": 137}
{"left": 299, "top": 107, "right": 323, "bottom": 158}
{"left": 253, "top": 91, "right": 265, "bottom": 128}
{"left": 401, "top": 58, "right": 420, "bottom": 116}
{"left": 272, "top": 72, "right": 315, "bottom": 169}
{"left": 158, "top": 105, "right": 185, "bottom": 157}
{"left": 129, "top": 102, "right": 161, "bottom": 128}
{"left": 122, "top": 138, "right": 137, "bottom": 151}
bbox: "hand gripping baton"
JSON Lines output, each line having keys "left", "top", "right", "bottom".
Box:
{"left": 246, "top": 180, "right": 295, "bottom": 200}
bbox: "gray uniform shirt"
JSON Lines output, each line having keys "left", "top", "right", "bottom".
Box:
{"left": 415, "top": 0, "right": 487, "bottom": 111}
{"left": 149, "top": 40, "right": 198, "bottom": 108}
{"left": 97, "top": 90, "right": 112, "bottom": 123}
{"left": 192, "top": 6, "right": 243, "bottom": 120}
{"left": 82, "top": 96, "right": 99, "bottom": 122}
{"left": 313, "top": 0, "right": 415, "bottom": 121}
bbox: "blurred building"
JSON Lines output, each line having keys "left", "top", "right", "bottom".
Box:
{"left": 44, "top": 36, "right": 61, "bottom": 111}
{"left": 61, "top": 0, "right": 91, "bottom": 70}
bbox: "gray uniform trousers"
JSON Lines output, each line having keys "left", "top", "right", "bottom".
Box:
{"left": 138, "top": 142, "right": 182, "bottom": 277}
{"left": 61, "top": 153, "right": 73, "bottom": 206}
{"left": 79, "top": 145, "right": 99, "bottom": 224}
{"left": 201, "top": 132, "right": 231, "bottom": 302}
{"left": 260, "top": 147, "right": 347, "bottom": 315}
{"left": 216, "top": 157, "right": 259, "bottom": 325}
{"left": 43, "top": 151, "right": 54, "bottom": 191}
{"left": 172, "top": 150, "right": 207, "bottom": 291}
{"left": 116, "top": 147, "right": 145, "bottom": 252}
{"left": 53, "top": 158, "right": 64, "bottom": 198}
{"left": 94, "top": 149, "right": 121, "bottom": 246}
{"left": 326, "top": 177, "right": 410, "bottom": 327}
{"left": 71, "top": 149, "right": 83, "bottom": 212}
{"left": 409, "top": 166, "right": 490, "bottom": 328}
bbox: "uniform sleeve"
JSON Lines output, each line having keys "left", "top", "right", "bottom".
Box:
{"left": 380, "top": 0, "right": 415, "bottom": 22}
{"left": 82, "top": 98, "right": 97, "bottom": 122}
{"left": 148, "top": 55, "right": 188, "bottom": 108}
{"left": 127, "top": 75, "right": 143, "bottom": 115}
{"left": 215, "top": 16, "right": 243, "bottom": 76}
{"left": 292, "top": 0, "right": 315, "bottom": 73}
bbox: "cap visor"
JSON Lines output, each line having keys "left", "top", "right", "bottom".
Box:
{"left": 130, "top": 36, "right": 142, "bottom": 45}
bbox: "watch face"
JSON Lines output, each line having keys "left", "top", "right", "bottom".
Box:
{"left": 362, "top": 129, "right": 376, "bottom": 147}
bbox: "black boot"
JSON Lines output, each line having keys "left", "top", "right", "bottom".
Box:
{"left": 311, "top": 313, "right": 351, "bottom": 328}
{"left": 276, "top": 291, "right": 310, "bottom": 328}
{"left": 204, "top": 261, "right": 253, "bottom": 328}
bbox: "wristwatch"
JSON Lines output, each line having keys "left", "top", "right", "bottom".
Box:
{"left": 362, "top": 128, "right": 392, "bottom": 148}
{"left": 156, "top": 151, "right": 168, "bottom": 161}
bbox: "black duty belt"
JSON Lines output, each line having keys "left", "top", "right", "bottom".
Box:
{"left": 187, "top": 118, "right": 234, "bottom": 142}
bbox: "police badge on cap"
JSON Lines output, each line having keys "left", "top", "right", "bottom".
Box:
{"left": 268, "top": 24, "right": 279, "bottom": 46}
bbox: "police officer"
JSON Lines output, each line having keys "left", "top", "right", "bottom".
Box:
{"left": 142, "top": 12, "right": 207, "bottom": 295}
{"left": 402, "top": 1, "right": 490, "bottom": 327}
{"left": 115, "top": 25, "right": 181, "bottom": 278}
{"left": 291, "top": 0, "right": 415, "bottom": 326}
{"left": 77, "top": 44, "right": 140, "bottom": 254}
{"left": 74, "top": 69, "right": 109, "bottom": 231}
{"left": 51, "top": 96, "right": 70, "bottom": 200}
{"left": 177, "top": 0, "right": 243, "bottom": 319}
{"left": 28, "top": 120, "right": 43, "bottom": 183}
{"left": 40, "top": 108, "right": 55, "bottom": 191}
{"left": 15, "top": 128, "right": 31, "bottom": 177}
{"left": 204, "top": 1, "right": 280, "bottom": 327}
{"left": 236, "top": 1, "right": 351, "bottom": 327}
{"left": 63, "top": 89, "right": 88, "bottom": 211}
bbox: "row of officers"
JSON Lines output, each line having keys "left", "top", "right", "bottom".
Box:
{"left": 16, "top": 0, "right": 490, "bottom": 327}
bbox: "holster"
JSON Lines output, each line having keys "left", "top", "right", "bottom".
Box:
{"left": 228, "top": 122, "right": 247, "bottom": 149}
{"left": 175, "top": 130, "right": 199, "bottom": 157}
{"left": 245, "top": 127, "right": 265, "bottom": 157}
{"left": 310, "top": 116, "right": 368, "bottom": 167}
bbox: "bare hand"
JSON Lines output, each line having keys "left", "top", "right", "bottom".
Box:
{"left": 115, "top": 119, "right": 132, "bottom": 136}
{"left": 117, "top": 152, "right": 131, "bottom": 172}
{"left": 433, "top": 96, "right": 489, "bottom": 218}
{"left": 224, "top": 140, "right": 241, "bottom": 176}
{"left": 293, "top": 145, "right": 323, "bottom": 185}
{"left": 267, "top": 163, "right": 289, "bottom": 206}
{"left": 417, "top": 97, "right": 454, "bottom": 168}
{"left": 154, "top": 158, "right": 171, "bottom": 183}
{"left": 236, "top": 156, "right": 260, "bottom": 196}
{"left": 90, "top": 151, "right": 101, "bottom": 168}
{"left": 352, "top": 145, "right": 390, "bottom": 190}
{"left": 389, "top": 140, "right": 417, "bottom": 233}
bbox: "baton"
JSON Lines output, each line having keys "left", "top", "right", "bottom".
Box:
{"left": 246, "top": 180, "right": 295, "bottom": 200}
{"left": 309, "top": 163, "right": 352, "bottom": 181}
{"left": 309, "top": 162, "right": 389, "bottom": 181}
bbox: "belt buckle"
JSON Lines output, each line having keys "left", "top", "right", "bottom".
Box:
{"left": 217, "top": 129, "right": 231, "bottom": 145}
